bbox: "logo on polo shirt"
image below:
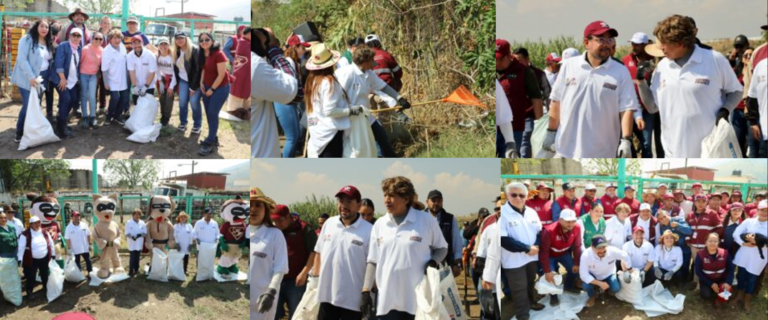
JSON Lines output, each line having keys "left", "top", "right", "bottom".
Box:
{"left": 603, "top": 82, "right": 617, "bottom": 91}
{"left": 704, "top": 258, "right": 710, "bottom": 263}
{"left": 757, "top": 75, "right": 766, "bottom": 83}
{"left": 565, "top": 77, "right": 577, "bottom": 86}
{"left": 410, "top": 236, "right": 423, "bottom": 242}
{"left": 252, "top": 251, "right": 267, "bottom": 259}
{"left": 695, "top": 78, "right": 710, "bottom": 85}
{"left": 351, "top": 239, "right": 364, "bottom": 246}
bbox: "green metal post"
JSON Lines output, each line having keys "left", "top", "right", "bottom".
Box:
{"left": 122, "top": 0, "right": 129, "bottom": 30}
{"left": 618, "top": 159, "right": 626, "bottom": 198}
{"left": 92, "top": 159, "right": 100, "bottom": 255}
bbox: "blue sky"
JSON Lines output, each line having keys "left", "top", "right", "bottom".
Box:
{"left": 251, "top": 159, "right": 501, "bottom": 216}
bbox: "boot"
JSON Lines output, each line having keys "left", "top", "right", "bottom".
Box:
{"left": 586, "top": 295, "right": 597, "bottom": 308}
{"left": 744, "top": 293, "right": 752, "bottom": 312}
{"left": 550, "top": 294, "right": 560, "bottom": 307}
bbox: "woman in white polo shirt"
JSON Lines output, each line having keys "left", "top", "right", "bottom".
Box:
{"left": 361, "top": 176, "right": 448, "bottom": 320}
{"left": 251, "top": 187, "right": 288, "bottom": 320}
{"left": 653, "top": 230, "right": 683, "bottom": 283}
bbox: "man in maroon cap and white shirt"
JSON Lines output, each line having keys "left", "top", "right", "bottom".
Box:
{"left": 544, "top": 21, "right": 639, "bottom": 158}
{"left": 544, "top": 53, "right": 561, "bottom": 88}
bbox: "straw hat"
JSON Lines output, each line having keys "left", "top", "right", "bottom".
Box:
{"left": 250, "top": 187, "right": 276, "bottom": 212}
{"left": 306, "top": 43, "right": 340, "bottom": 71}
{"left": 645, "top": 41, "right": 664, "bottom": 58}
{"left": 660, "top": 229, "right": 679, "bottom": 243}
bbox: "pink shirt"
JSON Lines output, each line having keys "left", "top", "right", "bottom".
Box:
{"left": 80, "top": 44, "right": 103, "bottom": 75}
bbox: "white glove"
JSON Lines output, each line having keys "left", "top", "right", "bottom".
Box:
{"left": 617, "top": 138, "right": 632, "bottom": 158}
{"left": 639, "top": 270, "right": 646, "bottom": 283}
{"left": 664, "top": 271, "right": 674, "bottom": 281}
{"left": 542, "top": 129, "right": 557, "bottom": 152}
{"left": 654, "top": 268, "right": 663, "bottom": 279}
{"left": 131, "top": 86, "right": 139, "bottom": 95}
{"left": 139, "top": 85, "right": 148, "bottom": 97}
{"left": 158, "top": 82, "right": 165, "bottom": 95}
{"left": 623, "top": 271, "right": 632, "bottom": 284}
{"left": 349, "top": 105, "right": 364, "bottom": 116}
{"left": 504, "top": 141, "right": 518, "bottom": 158}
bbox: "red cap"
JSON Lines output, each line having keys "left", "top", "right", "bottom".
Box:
{"left": 732, "top": 191, "right": 742, "bottom": 196}
{"left": 632, "top": 226, "right": 645, "bottom": 234}
{"left": 694, "top": 194, "right": 708, "bottom": 201}
{"left": 721, "top": 191, "right": 730, "bottom": 195}
{"left": 536, "top": 183, "right": 554, "bottom": 192}
{"left": 583, "top": 21, "right": 618, "bottom": 39}
{"left": 545, "top": 52, "right": 562, "bottom": 63}
{"left": 673, "top": 189, "right": 685, "bottom": 195}
{"left": 730, "top": 202, "right": 744, "bottom": 209}
{"left": 692, "top": 182, "right": 703, "bottom": 188}
{"left": 335, "top": 185, "right": 361, "bottom": 202}
{"left": 71, "top": 211, "right": 80, "bottom": 217}
{"left": 496, "top": 39, "right": 510, "bottom": 59}
{"left": 270, "top": 204, "right": 290, "bottom": 220}
{"left": 287, "top": 34, "right": 311, "bottom": 48}
{"left": 663, "top": 193, "right": 675, "bottom": 200}
{"left": 130, "top": 35, "right": 144, "bottom": 44}
{"left": 709, "top": 193, "right": 722, "bottom": 200}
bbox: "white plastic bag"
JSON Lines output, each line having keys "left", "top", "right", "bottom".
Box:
{"left": 292, "top": 276, "right": 320, "bottom": 320}
{"left": 439, "top": 265, "right": 467, "bottom": 320}
{"left": 531, "top": 114, "right": 550, "bottom": 158}
{"left": 535, "top": 274, "right": 563, "bottom": 295}
{"left": 64, "top": 255, "right": 86, "bottom": 283}
{"left": 196, "top": 242, "right": 216, "bottom": 282}
{"left": 701, "top": 119, "right": 743, "bottom": 158}
{"left": 0, "top": 257, "right": 22, "bottom": 306}
{"left": 124, "top": 95, "right": 161, "bottom": 143}
{"left": 146, "top": 248, "right": 168, "bottom": 282}
{"left": 88, "top": 267, "right": 129, "bottom": 286}
{"left": 342, "top": 109, "right": 377, "bottom": 158}
{"left": 616, "top": 269, "right": 643, "bottom": 305}
{"left": 167, "top": 249, "right": 186, "bottom": 281}
{"left": 19, "top": 78, "right": 60, "bottom": 150}
{"left": 415, "top": 267, "right": 450, "bottom": 320}
{"left": 46, "top": 258, "right": 65, "bottom": 303}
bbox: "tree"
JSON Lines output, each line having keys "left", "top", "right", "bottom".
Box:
{"left": 584, "top": 159, "right": 642, "bottom": 176}
{"left": 103, "top": 160, "right": 160, "bottom": 190}
{"left": 0, "top": 160, "right": 70, "bottom": 193}
{"left": 63, "top": 0, "right": 122, "bottom": 14}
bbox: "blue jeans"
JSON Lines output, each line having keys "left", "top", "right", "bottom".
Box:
{"left": 641, "top": 110, "right": 657, "bottom": 158}
{"left": 57, "top": 84, "right": 79, "bottom": 126}
{"left": 178, "top": 80, "right": 202, "bottom": 128}
{"left": 108, "top": 89, "right": 130, "bottom": 121}
{"left": 676, "top": 247, "right": 692, "bottom": 283}
{"left": 274, "top": 102, "right": 301, "bottom": 158}
{"left": 371, "top": 120, "right": 396, "bottom": 157}
{"left": 583, "top": 274, "right": 621, "bottom": 297}
{"left": 17, "top": 87, "right": 33, "bottom": 136}
{"left": 759, "top": 139, "right": 768, "bottom": 158}
{"left": 497, "top": 117, "right": 533, "bottom": 158}
{"left": 549, "top": 254, "right": 577, "bottom": 290}
{"left": 79, "top": 73, "right": 98, "bottom": 118}
{"left": 737, "top": 266, "right": 759, "bottom": 294}
{"left": 731, "top": 109, "right": 749, "bottom": 158}
{"left": 275, "top": 277, "right": 306, "bottom": 320}
{"left": 201, "top": 84, "right": 229, "bottom": 145}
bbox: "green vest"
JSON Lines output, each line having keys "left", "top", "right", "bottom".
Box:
{"left": 342, "top": 50, "right": 353, "bottom": 64}
{"left": 0, "top": 225, "right": 18, "bottom": 255}
{"left": 580, "top": 215, "right": 606, "bottom": 247}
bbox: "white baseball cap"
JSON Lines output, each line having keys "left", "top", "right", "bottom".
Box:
{"left": 629, "top": 32, "right": 650, "bottom": 44}
{"left": 365, "top": 34, "right": 380, "bottom": 44}
{"left": 69, "top": 28, "right": 83, "bottom": 36}
{"left": 559, "top": 48, "right": 580, "bottom": 64}
{"left": 29, "top": 216, "right": 41, "bottom": 223}
{"left": 560, "top": 209, "right": 578, "bottom": 221}
{"left": 759, "top": 200, "right": 767, "bottom": 209}
{"left": 640, "top": 203, "right": 652, "bottom": 211}
{"left": 585, "top": 184, "right": 597, "bottom": 191}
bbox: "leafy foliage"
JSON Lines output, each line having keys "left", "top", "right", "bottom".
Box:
{"left": 103, "top": 160, "right": 161, "bottom": 190}
{"left": 0, "top": 160, "right": 71, "bottom": 193}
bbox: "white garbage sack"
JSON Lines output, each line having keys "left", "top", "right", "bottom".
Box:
{"left": 292, "top": 276, "right": 320, "bottom": 320}
{"left": 342, "top": 109, "right": 377, "bottom": 158}
{"left": 531, "top": 114, "right": 550, "bottom": 158}
{"left": 632, "top": 280, "right": 686, "bottom": 317}
{"left": 88, "top": 268, "right": 129, "bottom": 287}
{"left": 0, "top": 257, "right": 22, "bottom": 306}
{"left": 512, "top": 292, "right": 590, "bottom": 320}
{"left": 535, "top": 274, "right": 563, "bottom": 295}
{"left": 616, "top": 269, "right": 643, "bottom": 305}
{"left": 219, "top": 109, "right": 244, "bottom": 122}
{"left": 63, "top": 255, "right": 86, "bottom": 283}
{"left": 146, "top": 248, "right": 169, "bottom": 282}
{"left": 124, "top": 95, "right": 161, "bottom": 143}
{"left": 439, "top": 265, "right": 467, "bottom": 320}
{"left": 19, "top": 78, "right": 60, "bottom": 150}
{"left": 46, "top": 258, "right": 65, "bottom": 303}
{"left": 196, "top": 242, "right": 216, "bottom": 282}
{"left": 167, "top": 249, "right": 186, "bottom": 281}
{"left": 415, "top": 267, "right": 450, "bottom": 320}
{"left": 701, "top": 119, "right": 742, "bottom": 158}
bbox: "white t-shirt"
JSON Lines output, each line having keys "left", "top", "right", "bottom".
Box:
{"left": 496, "top": 80, "right": 513, "bottom": 124}
{"left": 499, "top": 203, "right": 542, "bottom": 269}
{"left": 176, "top": 51, "right": 188, "bottom": 82}
{"left": 125, "top": 219, "right": 147, "bottom": 252}
{"left": 550, "top": 53, "right": 639, "bottom": 157}
{"left": 157, "top": 54, "right": 177, "bottom": 89}
{"left": 67, "top": 47, "right": 79, "bottom": 90}
{"left": 193, "top": 219, "right": 220, "bottom": 243}
{"left": 654, "top": 245, "right": 683, "bottom": 272}
{"left": 17, "top": 229, "right": 54, "bottom": 261}
{"left": 250, "top": 225, "right": 288, "bottom": 320}
{"left": 252, "top": 53, "right": 297, "bottom": 158}
{"left": 481, "top": 222, "right": 501, "bottom": 286}
{"left": 733, "top": 217, "right": 768, "bottom": 275}
{"left": 307, "top": 78, "right": 351, "bottom": 157}
{"left": 605, "top": 217, "right": 631, "bottom": 249}
{"left": 314, "top": 215, "right": 372, "bottom": 311}
{"left": 651, "top": 44, "right": 744, "bottom": 157}
{"left": 64, "top": 222, "right": 90, "bottom": 255}
{"left": 747, "top": 59, "right": 768, "bottom": 141}
{"left": 579, "top": 246, "right": 629, "bottom": 283}
{"left": 367, "top": 208, "right": 448, "bottom": 316}
{"left": 127, "top": 48, "right": 158, "bottom": 88}
{"left": 622, "top": 240, "right": 655, "bottom": 270}
{"left": 636, "top": 216, "right": 651, "bottom": 241}
{"left": 545, "top": 68, "right": 558, "bottom": 87}
{"left": 39, "top": 44, "right": 51, "bottom": 72}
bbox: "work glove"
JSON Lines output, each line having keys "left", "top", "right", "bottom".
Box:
{"left": 349, "top": 105, "right": 365, "bottom": 116}
{"left": 636, "top": 60, "right": 654, "bottom": 84}
{"left": 424, "top": 259, "right": 439, "bottom": 275}
{"left": 480, "top": 289, "right": 497, "bottom": 316}
{"left": 139, "top": 85, "right": 148, "bottom": 97}
{"left": 664, "top": 271, "right": 674, "bottom": 281}
{"left": 655, "top": 268, "right": 663, "bottom": 279}
{"left": 715, "top": 108, "right": 730, "bottom": 125}
{"left": 542, "top": 129, "right": 557, "bottom": 152}
{"left": 397, "top": 97, "right": 412, "bottom": 110}
{"left": 174, "top": 244, "right": 181, "bottom": 251}
{"left": 639, "top": 270, "right": 646, "bottom": 283}
{"left": 617, "top": 138, "right": 632, "bottom": 158}
{"left": 131, "top": 86, "right": 140, "bottom": 96}
{"left": 256, "top": 288, "right": 276, "bottom": 313}
{"left": 504, "top": 141, "right": 519, "bottom": 158}
{"left": 623, "top": 270, "right": 632, "bottom": 284}
{"left": 159, "top": 81, "right": 166, "bottom": 95}
{"left": 360, "top": 291, "right": 375, "bottom": 318}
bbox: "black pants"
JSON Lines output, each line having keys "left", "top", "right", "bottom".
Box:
{"left": 319, "top": 131, "right": 344, "bottom": 158}
{"left": 183, "top": 254, "right": 189, "bottom": 274}
{"left": 377, "top": 310, "right": 415, "bottom": 320}
{"left": 129, "top": 250, "right": 141, "bottom": 273}
{"left": 371, "top": 121, "right": 396, "bottom": 157}
{"left": 131, "top": 88, "right": 156, "bottom": 106}
{"left": 503, "top": 261, "right": 537, "bottom": 320}
{"left": 23, "top": 258, "right": 50, "bottom": 295}
{"left": 318, "top": 302, "right": 363, "bottom": 320}
{"left": 75, "top": 252, "right": 93, "bottom": 272}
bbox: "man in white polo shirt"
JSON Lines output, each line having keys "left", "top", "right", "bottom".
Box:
{"left": 127, "top": 34, "right": 157, "bottom": 109}
{"left": 746, "top": 58, "right": 768, "bottom": 157}
{"left": 544, "top": 20, "right": 638, "bottom": 158}
{"left": 499, "top": 182, "right": 543, "bottom": 320}
{"left": 579, "top": 234, "right": 630, "bottom": 307}
{"left": 361, "top": 176, "right": 447, "bottom": 320}
{"left": 312, "top": 185, "right": 373, "bottom": 320}
{"left": 622, "top": 226, "right": 656, "bottom": 287}
{"left": 64, "top": 211, "right": 92, "bottom": 273}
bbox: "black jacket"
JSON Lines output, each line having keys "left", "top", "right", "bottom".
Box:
{"left": 173, "top": 45, "right": 202, "bottom": 91}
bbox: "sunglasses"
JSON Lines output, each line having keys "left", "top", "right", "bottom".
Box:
{"left": 508, "top": 193, "right": 526, "bottom": 199}
{"left": 71, "top": 34, "right": 82, "bottom": 38}
{"left": 93, "top": 38, "right": 103, "bottom": 41}
{"left": 200, "top": 38, "right": 212, "bottom": 43}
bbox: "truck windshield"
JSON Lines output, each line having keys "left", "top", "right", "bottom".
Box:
{"left": 145, "top": 25, "right": 167, "bottom": 35}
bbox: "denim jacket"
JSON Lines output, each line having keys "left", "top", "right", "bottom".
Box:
{"left": 49, "top": 41, "right": 82, "bottom": 86}
{"left": 10, "top": 34, "right": 52, "bottom": 90}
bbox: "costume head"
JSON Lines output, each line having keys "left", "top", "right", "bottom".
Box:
{"left": 31, "top": 195, "right": 60, "bottom": 225}
{"left": 149, "top": 195, "right": 174, "bottom": 222}
{"left": 222, "top": 197, "right": 248, "bottom": 225}
{"left": 93, "top": 194, "right": 118, "bottom": 222}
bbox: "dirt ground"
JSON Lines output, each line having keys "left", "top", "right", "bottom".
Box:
{"left": 0, "top": 95, "right": 250, "bottom": 159}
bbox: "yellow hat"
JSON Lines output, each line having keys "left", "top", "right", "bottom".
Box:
{"left": 250, "top": 187, "right": 276, "bottom": 212}
{"left": 306, "top": 43, "right": 340, "bottom": 71}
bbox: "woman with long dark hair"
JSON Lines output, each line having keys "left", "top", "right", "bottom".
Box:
{"left": 173, "top": 32, "right": 202, "bottom": 133}
{"left": 10, "top": 19, "right": 54, "bottom": 142}
{"left": 250, "top": 188, "right": 287, "bottom": 320}
{"left": 197, "top": 32, "right": 230, "bottom": 156}
{"left": 275, "top": 35, "right": 309, "bottom": 157}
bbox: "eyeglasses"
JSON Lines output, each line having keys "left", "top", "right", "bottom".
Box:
{"left": 508, "top": 193, "right": 526, "bottom": 199}
{"left": 71, "top": 34, "right": 82, "bottom": 38}
{"left": 494, "top": 207, "right": 501, "bottom": 212}
{"left": 201, "top": 38, "right": 212, "bottom": 43}
{"left": 589, "top": 37, "right": 615, "bottom": 45}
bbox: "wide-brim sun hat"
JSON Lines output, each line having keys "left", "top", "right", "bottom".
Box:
{"left": 306, "top": 43, "right": 341, "bottom": 71}
{"left": 645, "top": 41, "right": 664, "bottom": 58}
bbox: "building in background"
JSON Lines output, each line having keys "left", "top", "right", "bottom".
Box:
{"left": 647, "top": 166, "right": 716, "bottom": 181}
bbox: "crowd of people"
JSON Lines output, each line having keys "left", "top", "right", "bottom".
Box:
{"left": 253, "top": 26, "right": 412, "bottom": 158}
{"left": 10, "top": 8, "right": 252, "bottom": 155}
{"left": 251, "top": 180, "right": 503, "bottom": 320}
{"left": 496, "top": 15, "right": 768, "bottom": 158}
{"left": 500, "top": 180, "right": 767, "bottom": 320}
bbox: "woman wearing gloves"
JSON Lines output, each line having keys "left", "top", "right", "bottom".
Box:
{"left": 251, "top": 188, "right": 288, "bottom": 320}
{"left": 173, "top": 212, "right": 193, "bottom": 275}
{"left": 11, "top": 19, "right": 54, "bottom": 143}
{"left": 654, "top": 230, "right": 683, "bottom": 284}
{"left": 694, "top": 233, "right": 734, "bottom": 308}
{"left": 102, "top": 29, "right": 129, "bottom": 125}
{"left": 125, "top": 209, "right": 146, "bottom": 277}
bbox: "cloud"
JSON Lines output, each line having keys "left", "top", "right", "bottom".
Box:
{"left": 432, "top": 172, "right": 498, "bottom": 203}
{"left": 382, "top": 161, "right": 430, "bottom": 189}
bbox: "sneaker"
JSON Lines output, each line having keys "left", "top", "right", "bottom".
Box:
{"left": 393, "top": 110, "right": 412, "bottom": 124}
{"left": 14, "top": 134, "right": 22, "bottom": 143}
{"left": 530, "top": 302, "right": 545, "bottom": 311}
{"left": 198, "top": 142, "right": 216, "bottom": 156}
{"left": 550, "top": 295, "right": 560, "bottom": 307}
{"left": 191, "top": 127, "right": 202, "bottom": 134}
{"left": 105, "top": 118, "right": 112, "bottom": 125}
{"left": 115, "top": 117, "right": 125, "bottom": 126}
{"left": 178, "top": 124, "right": 187, "bottom": 131}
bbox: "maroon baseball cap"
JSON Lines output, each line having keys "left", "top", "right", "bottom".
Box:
{"left": 287, "top": 34, "right": 311, "bottom": 48}
{"left": 694, "top": 194, "right": 708, "bottom": 201}
{"left": 730, "top": 202, "right": 744, "bottom": 209}
{"left": 732, "top": 191, "right": 742, "bottom": 197}
{"left": 131, "top": 35, "right": 144, "bottom": 43}
{"left": 632, "top": 226, "right": 645, "bottom": 234}
{"left": 496, "top": 39, "right": 511, "bottom": 59}
{"left": 335, "top": 185, "right": 361, "bottom": 202}
{"left": 692, "top": 182, "right": 703, "bottom": 188}
{"left": 583, "top": 21, "right": 618, "bottom": 39}
{"left": 270, "top": 204, "right": 290, "bottom": 220}
{"left": 663, "top": 193, "right": 675, "bottom": 200}
{"left": 709, "top": 193, "right": 722, "bottom": 200}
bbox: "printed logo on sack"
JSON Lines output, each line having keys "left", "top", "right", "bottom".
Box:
{"left": 253, "top": 251, "right": 267, "bottom": 259}
{"left": 445, "top": 287, "right": 463, "bottom": 317}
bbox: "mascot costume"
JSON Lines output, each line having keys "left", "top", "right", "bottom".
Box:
{"left": 30, "top": 195, "right": 63, "bottom": 267}
{"left": 92, "top": 194, "right": 125, "bottom": 278}
{"left": 217, "top": 196, "right": 249, "bottom": 278}
{"left": 145, "top": 196, "right": 176, "bottom": 266}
